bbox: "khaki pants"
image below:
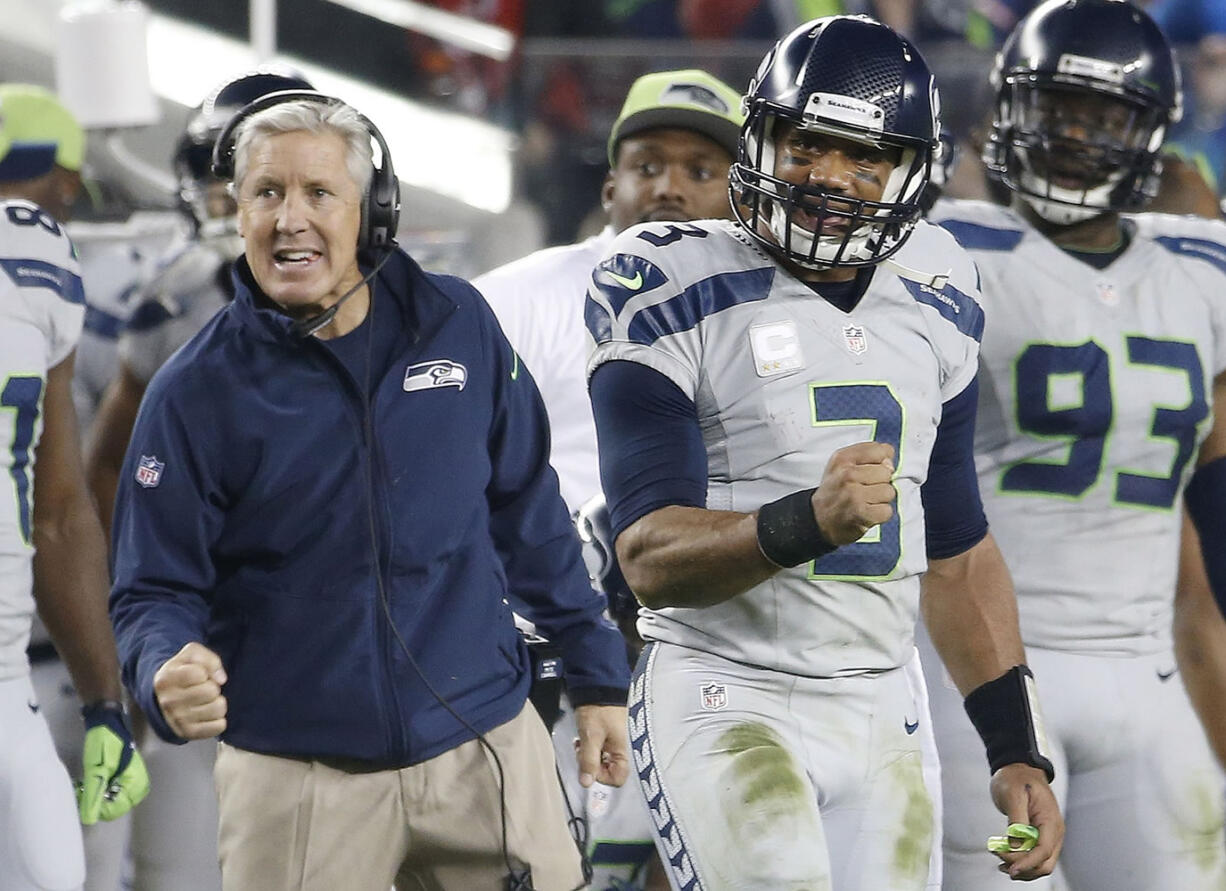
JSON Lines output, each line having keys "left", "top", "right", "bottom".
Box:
{"left": 214, "top": 703, "right": 583, "bottom": 891}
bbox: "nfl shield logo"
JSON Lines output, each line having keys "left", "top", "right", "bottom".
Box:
{"left": 135, "top": 455, "right": 164, "bottom": 488}
{"left": 842, "top": 324, "right": 868, "bottom": 355}
{"left": 1095, "top": 280, "right": 1119, "bottom": 306}
{"left": 700, "top": 682, "right": 727, "bottom": 711}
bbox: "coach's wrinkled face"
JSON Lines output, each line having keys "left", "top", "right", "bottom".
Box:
{"left": 236, "top": 128, "right": 364, "bottom": 319}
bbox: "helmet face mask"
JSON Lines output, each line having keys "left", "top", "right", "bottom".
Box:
{"left": 731, "top": 16, "right": 939, "bottom": 271}
{"left": 985, "top": 0, "right": 1181, "bottom": 225}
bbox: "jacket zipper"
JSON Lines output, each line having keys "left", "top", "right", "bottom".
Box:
{"left": 309, "top": 339, "right": 406, "bottom": 763}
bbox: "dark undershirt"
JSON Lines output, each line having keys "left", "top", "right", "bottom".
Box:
{"left": 803, "top": 267, "right": 875, "bottom": 312}
{"left": 320, "top": 283, "right": 403, "bottom": 395}
{"left": 1059, "top": 222, "right": 1133, "bottom": 270}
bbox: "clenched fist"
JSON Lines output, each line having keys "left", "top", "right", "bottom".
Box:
{"left": 153, "top": 642, "right": 228, "bottom": 740}
{"left": 812, "top": 441, "right": 897, "bottom": 545}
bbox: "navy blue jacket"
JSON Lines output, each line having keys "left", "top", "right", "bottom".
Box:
{"left": 109, "top": 249, "right": 629, "bottom": 764}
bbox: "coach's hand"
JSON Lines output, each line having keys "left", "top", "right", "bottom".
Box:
{"left": 989, "top": 763, "right": 1064, "bottom": 880}
{"left": 813, "top": 441, "right": 897, "bottom": 545}
{"left": 78, "top": 700, "right": 150, "bottom": 824}
{"left": 153, "top": 642, "right": 228, "bottom": 740}
{"left": 575, "top": 704, "right": 630, "bottom": 788}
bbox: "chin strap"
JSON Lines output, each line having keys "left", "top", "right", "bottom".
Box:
{"left": 881, "top": 256, "right": 951, "bottom": 290}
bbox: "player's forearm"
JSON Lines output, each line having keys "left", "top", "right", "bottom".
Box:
{"left": 33, "top": 497, "right": 123, "bottom": 704}
{"left": 615, "top": 505, "right": 778, "bottom": 609}
{"left": 84, "top": 370, "right": 144, "bottom": 543}
{"left": 921, "top": 532, "right": 1028, "bottom": 695}
{"left": 1174, "top": 510, "right": 1226, "bottom": 767}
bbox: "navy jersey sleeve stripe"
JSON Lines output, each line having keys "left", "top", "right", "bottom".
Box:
{"left": 899, "top": 277, "right": 985, "bottom": 343}
{"left": 589, "top": 360, "right": 708, "bottom": 537}
{"left": 937, "top": 219, "right": 1025, "bottom": 252}
{"left": 584, "top": 292, "right": 613, "bottom": 344}
{"left": 0, "top": 257, "right": 84, "bottom": 305}
{"left": 125, "top": 299, "right": 174, "bottom": 333}
{"left": 1154, "top": 236, "right": 1226, "bottom": 277}
{"left": 922, "top": 374, "right": 989, "bottom": 559}
{"left": 626, "top": 266, "right": 774, "bottom": 345}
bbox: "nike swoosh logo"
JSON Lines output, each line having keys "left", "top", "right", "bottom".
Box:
{"left": 607, "top": 270, "right": 643, "bottom": 290}
{"left": 510, "top": 351, "right": 519, "bottom": 381}
{"left": 904, "top": 718, "right": 919, "bottom": 735}
{"left": 1157, "top": 668, "right": 1177, "bottom": 682}
{"left": 27, "top": 700, "right": 39, "bottom": 713}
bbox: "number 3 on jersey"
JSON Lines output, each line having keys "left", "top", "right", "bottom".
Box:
{"left": 2, "top": 375, "right": 43, "bottom": 545}
{"left": 808, "top": 382, "right": 902, "bottom": 580}
{"left": 1002, "top": 337, "right": 1207, "bottom": 508}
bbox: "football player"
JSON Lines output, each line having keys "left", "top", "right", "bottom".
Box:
{"left": 585, "top": 15, "right": 1063, "bottom": 889}
{"left": 477, "top": 68, "right": 744, "bottom": 890}
{"left": 924, "top": 1, "right": 1226, "bottom": 888}
{"left": 0, "top": 127, "right": 148, "bottom": 889}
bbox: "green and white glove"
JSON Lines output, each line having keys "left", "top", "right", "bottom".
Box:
{"left": 77, "top": 700, "right": 150, "bottom": 824}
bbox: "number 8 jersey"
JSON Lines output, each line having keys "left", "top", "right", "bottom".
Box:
{"left": 586, "top": 218, "right": 984, "bottom": 677}
{"left": 930, "top": 199, "right": 1226, "bottom": 656}
{"left": 0, "top": 199, "right": 86, "bottom": 680}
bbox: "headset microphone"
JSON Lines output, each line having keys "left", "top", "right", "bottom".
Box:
{"left": 288, "top": 247, "right": 395, "bottom": 339}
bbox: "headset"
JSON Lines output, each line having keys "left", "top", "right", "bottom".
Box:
{"left": 211, "top": 90, "right": 401, "bottom": 338}
{"left": 211, "top": 89, "right": 400, "bottom": 253}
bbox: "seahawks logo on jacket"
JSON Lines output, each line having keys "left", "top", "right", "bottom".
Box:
{"left": 402, "top": 359, "right": 467, "bottom": 393}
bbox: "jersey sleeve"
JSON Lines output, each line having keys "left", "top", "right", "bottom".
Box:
{"left": 0, "top": 200, "right": 86, "bottom": 367}
{"left": 891, "top": 219, "right": 986, "bottom": 403}
{"left": 1136, "top": 214, "right": 1226, "bottom": 379}
{"left": 584, "top": 225, "right": 705, "bottom": 401}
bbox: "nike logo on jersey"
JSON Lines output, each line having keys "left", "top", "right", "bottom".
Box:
{"left": 606, "top": 269, "right": 643, "bottom": 290}
{"left": 510, "top": 351, "right": 519, "bottom": 381}
{"left": 1157, "top": 668, "right": 1177, "bottom": 682}
{"left": 904, "top": 717, "right": 919, "bottom": 735}
{"left": 403, "top": 360, "right": 467, "bottom": 393}
{"left": 27, "top": 700, "right": 39, "bottom": 713}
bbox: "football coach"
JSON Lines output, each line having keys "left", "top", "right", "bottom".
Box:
{"left": 108, "top": 91, "right": 630, "bottom": 891}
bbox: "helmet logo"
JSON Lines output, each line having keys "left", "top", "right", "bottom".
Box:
{"left": 1057, "top": 54, "right": 1126, "bottom": 84}
{"left": 803, "top": 93, "right": 884, "bottom": 136}
{"left": 659, "top": 83, "right": 731, "bottom": 115}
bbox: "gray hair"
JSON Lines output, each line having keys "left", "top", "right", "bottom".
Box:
{"left": 232, "top": 99, "right": 373, "bottom": 195}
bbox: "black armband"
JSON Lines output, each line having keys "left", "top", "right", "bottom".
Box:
{"left": 963, "top": 665, "right": 1055, "bottom": 783}
{"left": 755, "top": 487, "right": 836, "bottom": 568}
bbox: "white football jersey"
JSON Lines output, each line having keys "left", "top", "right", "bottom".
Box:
{"left": 67, "top": 213, "right": 183, "bottom": 427}
{"left": 0, "top": 200, "right": 86, "bottom": 679}
{"left": 587, "top": 219, "right": 983, "bottom": 676}
{"left": 931, "top": 200, "right": 1226, "bottom": 655}
{"left": 475, "top": 228, "right": 615, "bottom": 513}
{"left": 119, "top": 233, "right": 236, "bottom": 387}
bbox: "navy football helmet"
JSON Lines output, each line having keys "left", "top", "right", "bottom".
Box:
{"left": 173, "top": 68, "right": 313, "bottom": 229}
{"left": 731, "top": 16, "right": 940, "bottom": 269}
{"left": 984, "top": 0, "right": 1181, "bottom": 224}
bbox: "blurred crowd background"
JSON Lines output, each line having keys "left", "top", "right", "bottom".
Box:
{"left": 2, "top": 0, "right": 1224, "bottom": 278}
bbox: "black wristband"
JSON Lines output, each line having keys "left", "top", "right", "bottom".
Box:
{"left": 755, "top": 487, "right": 836, "bottom": 568}
{"left": 963, "top": 665, "right": 1055, "bottom": 783}
{"left": 81, "top": 699, "right": 126, "bottom": 718}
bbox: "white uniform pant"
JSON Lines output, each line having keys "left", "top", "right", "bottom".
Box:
{"left": 0, "top": 673, "right": 85, "bottom": 891}
{"left": 629, "top": 642, "right": 938, "bottom": 891}
{"left": 921, "top": 637, "right": 1226, "bottom": 891}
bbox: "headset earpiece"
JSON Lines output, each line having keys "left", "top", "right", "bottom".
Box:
{"left": 210, "top": 89, "right": 400, "bottom": 251}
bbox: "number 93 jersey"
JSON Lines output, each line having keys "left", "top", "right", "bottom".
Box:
{"left": 586, "top": 219, "right": 984, "bottom": 677}
{"left": 0, "top": 199, "right": 85, "bottom": 679}
{"left": 931, "top": 200, "right": 1226, "bottom": 656}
